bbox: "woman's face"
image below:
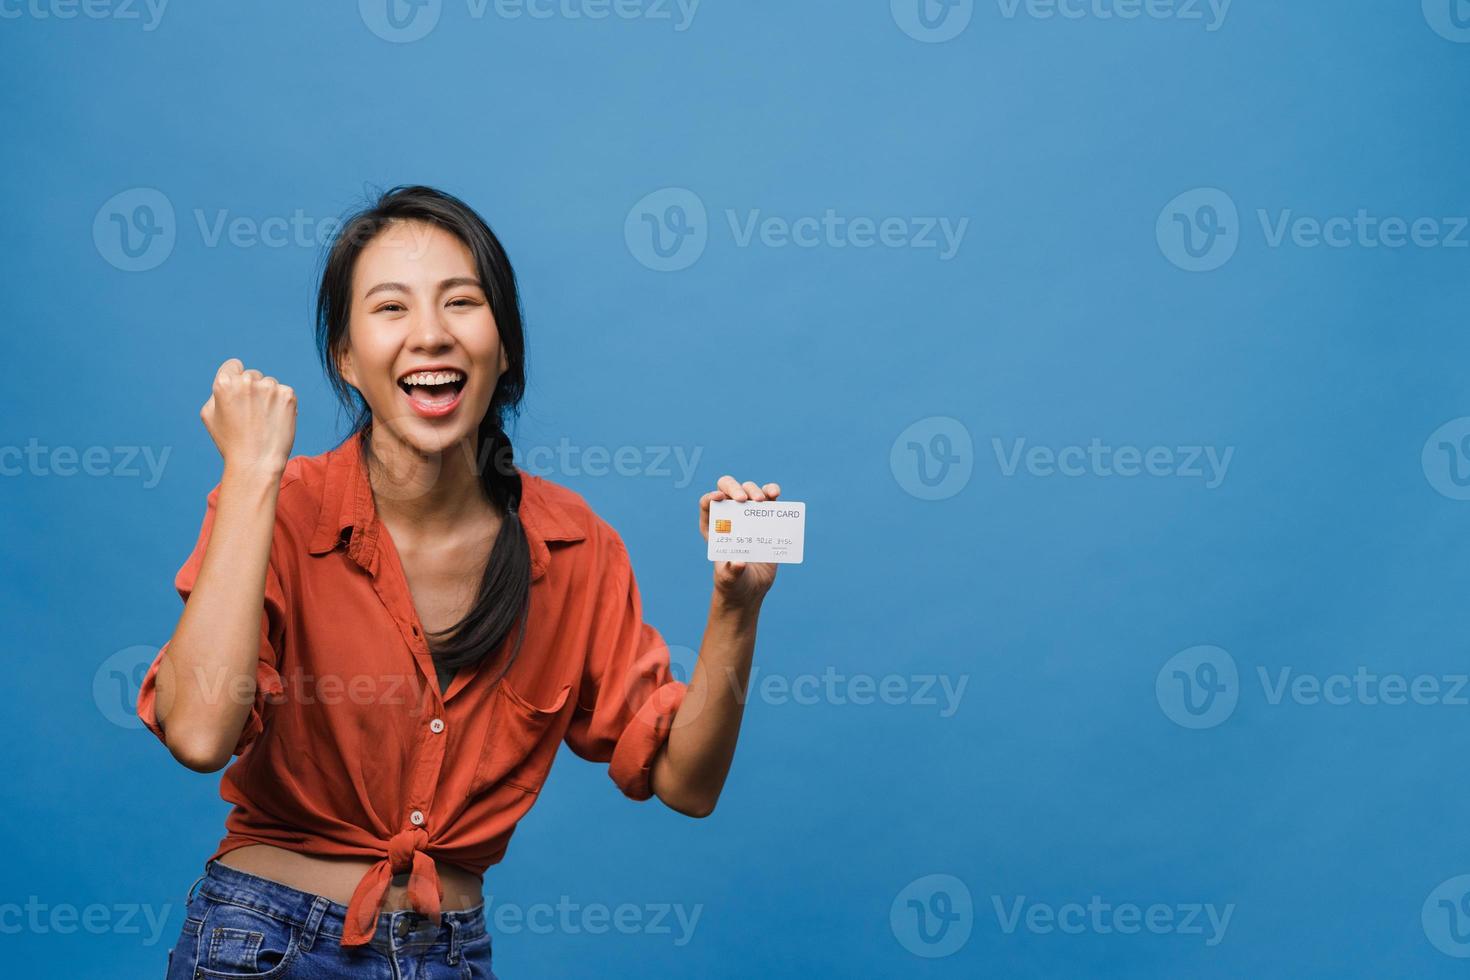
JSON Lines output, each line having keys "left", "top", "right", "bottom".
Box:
{"left": 338, "top": 219, "right": 508, "bottom": 456}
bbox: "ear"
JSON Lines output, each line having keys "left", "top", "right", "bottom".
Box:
{"left": 337, "top": 346, "right": 357, "bottom": 389}
{"left": 498, "top": 347, "right": 508, "bottom": 377}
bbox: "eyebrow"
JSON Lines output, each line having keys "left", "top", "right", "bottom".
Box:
{"left": 363, "top": 276, "right": 484, "bottom": 299}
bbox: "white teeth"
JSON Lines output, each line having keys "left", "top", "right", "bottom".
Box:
{"left": 400, "top": 370, "right": 465, "bottom": 386}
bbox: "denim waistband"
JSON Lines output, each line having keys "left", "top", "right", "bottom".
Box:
{"left": 193, "top": 858, "right": 487, "bottom": 953}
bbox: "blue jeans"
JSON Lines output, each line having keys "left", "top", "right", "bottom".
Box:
{"left": 164, "top": 859, "right": 497, "bottom": 979}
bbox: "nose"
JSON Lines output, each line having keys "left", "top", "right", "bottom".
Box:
{"left": 406, "top": 306, "right": 454, "bottom": 353}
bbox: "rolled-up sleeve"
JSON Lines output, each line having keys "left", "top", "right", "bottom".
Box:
{"left": 563, "top": 529, "right": 687, "bottom": 801}
{"left": 136, "top": 483, "right": 288, "bottom": 757}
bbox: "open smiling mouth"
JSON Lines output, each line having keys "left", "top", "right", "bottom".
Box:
{"left": 397, "top": 368, "right": 467, "bottom": 418}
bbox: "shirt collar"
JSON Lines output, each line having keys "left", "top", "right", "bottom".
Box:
{"left": 308, "top": 430, "right": 586, "bottom": 581}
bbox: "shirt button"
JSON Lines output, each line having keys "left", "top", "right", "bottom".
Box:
{"left": 429, "top": 718, "right": 445, "bottom": 734}
{"left": 409, "top": 809, "right": 424, "bottom": 827}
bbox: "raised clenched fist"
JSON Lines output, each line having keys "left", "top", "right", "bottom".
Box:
{"left": 199, "top": 358, "right": 297, "bottom": 475}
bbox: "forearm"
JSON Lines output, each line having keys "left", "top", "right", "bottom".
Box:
{"left": 652, "top": 592, "right": 763, "bottom": 816}
{"left": 154, "top": 463, "right": 282, "bottom": 771}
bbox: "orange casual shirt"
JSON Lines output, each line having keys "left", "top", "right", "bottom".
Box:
{"left": 136, "top": 430, "right": 688, "bottom": 946}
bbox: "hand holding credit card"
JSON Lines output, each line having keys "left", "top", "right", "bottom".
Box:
{"left": 700, "top": 474, "right": 800, "bottom": 607}
{"left": 707, "top": 499, "right": 806, "bottom": 564}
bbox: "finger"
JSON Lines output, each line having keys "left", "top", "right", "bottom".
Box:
{"left": 242, "top": 368, "right": 264, "bottom": 382}
{"left": 717, "top": 475, "right": 746, "bottom": 501}
{"left": 742, "top": 480, "right": 764, "bottom": 501}
{"left": 763, "top": 482, "right": 780, "bottom": 499}
{"left": 262, "top": 376, "right": 278, "bottom": 386}
{"left": 216, "top": 358, "right": 243, "bottom": 378}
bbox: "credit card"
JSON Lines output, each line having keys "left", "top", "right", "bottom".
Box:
{"left": 707, "top": 499, "right": 805, "bottom": 564}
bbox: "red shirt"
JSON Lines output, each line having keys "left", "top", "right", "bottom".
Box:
{"left": 136, "top": 431, "right": 687, "bottom": 946}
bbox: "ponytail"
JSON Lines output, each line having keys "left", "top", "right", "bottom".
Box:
{"left": 422, "top": 418, "right": 533, "bottom": 681}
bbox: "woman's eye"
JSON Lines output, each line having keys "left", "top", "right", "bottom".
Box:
{"left": 377, "top": 303, "right": 405, "bottom": 313}
{"left": 448, "top": 298, "right": 480, "bottom": 308}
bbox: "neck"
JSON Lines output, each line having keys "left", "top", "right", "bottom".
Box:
{"left": 362, "top": 423, "right": 496, "bottom": 537}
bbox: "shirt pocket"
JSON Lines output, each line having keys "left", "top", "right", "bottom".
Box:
{"left": 474, "top": 680, "right": 573, "bottom": 794}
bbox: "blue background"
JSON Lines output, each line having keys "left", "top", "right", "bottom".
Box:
{"left": 4, "top": 0, "right": 1470, "bottom": 976}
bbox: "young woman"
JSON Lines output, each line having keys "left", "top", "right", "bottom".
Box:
{"left": 137, "top": 185, "right": 781, "bottom": 978}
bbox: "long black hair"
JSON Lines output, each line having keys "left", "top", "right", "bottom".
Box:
{"left": 314, "top": 184, "right": 530, "bottom": 680}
